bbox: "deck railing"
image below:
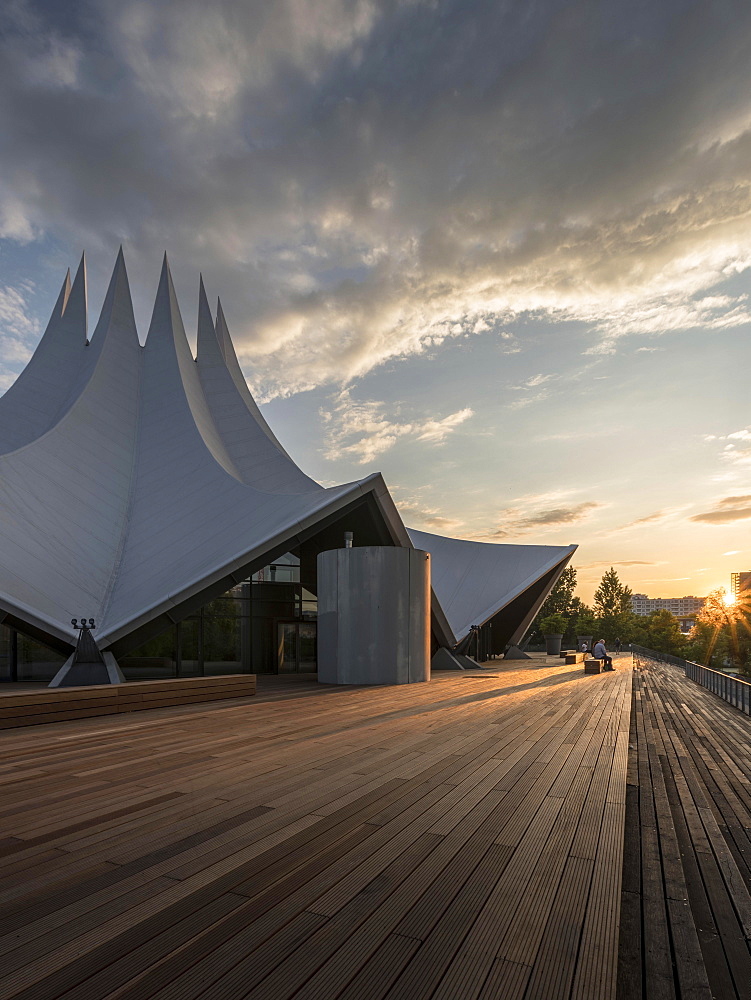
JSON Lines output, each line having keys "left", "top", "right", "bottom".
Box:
{"left": 632, "top": 644, "right": 751, "bottom": 716}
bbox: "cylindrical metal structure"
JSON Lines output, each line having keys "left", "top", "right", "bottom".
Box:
{"left": 317, "top": 546, "right": 430, "bottom": 685}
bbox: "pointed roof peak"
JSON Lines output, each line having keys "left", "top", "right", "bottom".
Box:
{"left": 198, "top": 275, "right": 211, "bottom": 314}
{"left": 215, "top": 298, "right": 233, "bottom": 354}
{"left": 89, "top": 246, "right": 138, "bottom": 347}
{"left": 215, "top": 297, "right": 243, "bottom": 369}
{"left": 107, "top": 245, "right": 131, "bottom": 290}
{"left": 55, "top": 268, "right": 72, "bottom": 320}
{"left": 59, "top": 252, "right": 88, "bottom": 340}
{"left": 197, "top": 276, "right": 223, "bottom": 363}
{"left": 145, "top": 251, "right": 187, "bottom": 350}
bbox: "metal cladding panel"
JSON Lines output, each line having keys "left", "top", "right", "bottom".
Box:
{"left": 316, "top": 546, "right": 430, "bottom": 685}
{"left": 407, "top": 528, "right": 576, "bottom": 641}
{"left": 316, "top": 552, "right": 338, "bottom": 684}
{"left": 409, "top": 549, "right": 431, "bottom": 682}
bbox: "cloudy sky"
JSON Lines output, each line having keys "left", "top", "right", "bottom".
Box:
{"left": 1, "top": 0, "right": 750, "bottom": 602}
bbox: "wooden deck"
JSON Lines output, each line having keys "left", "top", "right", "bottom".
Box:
{"left": 0, "top": 654, "right": 651, "bottom": 1000}
{"left": 620, "top": 654, "right": 751, "bottom": 1000}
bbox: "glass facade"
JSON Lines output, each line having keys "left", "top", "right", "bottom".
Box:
{"left": 0, "top": 628, "right": 67, "bottom": 684}
{"left": 0, "top": 553, "right": 318, "bottom": 684}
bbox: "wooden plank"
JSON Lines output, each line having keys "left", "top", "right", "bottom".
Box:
{"left": 628, "top": 652, "right": 751, "bottom": 1000}
{"left": 0, "top": 660, "right": 638, "bottom": 1000}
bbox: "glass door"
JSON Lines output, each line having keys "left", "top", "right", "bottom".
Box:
{"left": 298, "top": 623, "right": 317, "bottom": 672}
{"left": 277, "top": 622, "right": 317, "bottom": 673}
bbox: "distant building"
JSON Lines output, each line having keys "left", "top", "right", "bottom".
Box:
{"left": 631, "top": 594, "right": 706, "bottom": 617}
{"left": 731, "top": 572, "right": 751, "bottom": 598}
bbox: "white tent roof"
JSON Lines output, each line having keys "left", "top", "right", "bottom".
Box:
{"left": 0, "top": 251, "right": 405, "bottom": 649}
{"left": 407, "top": 528, "right": 576, "bottom": 642}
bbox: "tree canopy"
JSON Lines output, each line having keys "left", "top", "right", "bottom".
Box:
{"left": 593, "top": 568, "right": 633, "bottom": 616}
{"left": 685, "top": 588, "right": 751, "bottom": 674}
{"left": 528, "top": 567, "right": 580, "bottom": 642}
{"left": 526, "top": 564, "right": 689, "bottom": 654}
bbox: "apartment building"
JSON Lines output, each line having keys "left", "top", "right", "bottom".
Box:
{"left": 631, "top": 594, "right": 706, "bottom": 617}
{"left": 731, "top": 572, "right": 751, "bottom": 598}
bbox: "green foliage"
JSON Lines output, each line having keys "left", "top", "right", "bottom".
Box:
{"left": 545, "top": 567, "right": 577, "bottom": 612}
{"left": 574, "top": 609, "right": 598, "bottom": 637}
{"left": 593, "top": 610, "right": 642, "bottom": 646}
{"left": 684, "top": 589, "right": 751, "bottom": 674}
{"left": 529, "top": 567, "right": 578, "bottom": 643}
{"left": 128, "top": 625, "right": 176, "bottom": 660}
{"left": 527, "top": 563, "right": 704, "bottom": 658}
{"left": 526, "top": 563, "right": 710, "bottom": 659}
{"left": 640, "top": 610, "right": 688, "bottom": 656}
{"left": 539, "top": 613, "right": 568, "bottom": 635}
{"left": 593, "top": 568, "right": 633, "bottom": 617}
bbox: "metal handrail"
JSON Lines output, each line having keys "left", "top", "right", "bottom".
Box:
{"left": 632, "top": 644, "right": 751, "bottom": 716}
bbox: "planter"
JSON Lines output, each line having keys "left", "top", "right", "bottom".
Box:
{"left": 576, "top": 634, "right": 593, "bottom": 654}
{"left": 544, "top": 633, "right": 563, "bottom": 656}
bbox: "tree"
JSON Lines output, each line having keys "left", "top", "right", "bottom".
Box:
{"left": 593, "top": 568, "right": 633, "bottom": 616}
{"left": 528, "top": 567, "right": 578, "bottom": 644}
{"left": 573, "top": 608, "right": 598, "bottom": 638}
{"left": 538, "top": 567, "right": 577, "bottom": 618}
{"left": 590, "top": 567, "right": 641, "bottom": 645}
{"left": 641, "top": 610, "right": 687, "bottom": 656}
{"left": 686, "top": 588, "right": 751, "bottom": 674}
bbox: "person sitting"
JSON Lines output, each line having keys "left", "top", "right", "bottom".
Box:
{"left": 580, "top": 640, "right": 589, "bottom": 655}
{"left": 593, "top": 639, "right": 614, "bottom": 671}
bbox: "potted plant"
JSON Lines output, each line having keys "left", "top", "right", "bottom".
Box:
{"left": 539, "top": 614, "right": 568, "bottom": 656}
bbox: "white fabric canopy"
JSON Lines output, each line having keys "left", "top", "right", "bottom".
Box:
{"left": 408, "top": 528, "right": 576, "bottom": 642}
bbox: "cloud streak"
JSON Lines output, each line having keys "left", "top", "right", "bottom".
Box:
{"left": 577, "top": 560, "right": 660, "bottom": 569}
{"left": 691, "top": 495, "right": 751, "bottom": 524}
{"left": 493, "top": 499, "right": 603, "bottom": 538}
{"left": 321, "top": 389, "right": 472, "bottom": 464}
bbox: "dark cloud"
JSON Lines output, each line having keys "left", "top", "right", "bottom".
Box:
{"left": 494, "top": 500, "right": 602, "bottom": 536}
{"left": 2, "top": 0, "right": 751, "bottom": 394}
{"left": 691, "top": 495, "right": 751, "bottom": 524}
{"left": 520, "top": 503, "right": 602, "bottom": 527}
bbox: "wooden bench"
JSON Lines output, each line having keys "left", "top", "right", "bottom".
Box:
{"left": 0, "top": 674, "right": 256, "bottom": 729}
{"left": 584, "top": 658, "right": 602, "bottom": 674}
{"left": 564, "top": 651, "right": 586, "bottom": 665}
{"left": 559, "top": 649, "right": 576, "bottom": 658}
